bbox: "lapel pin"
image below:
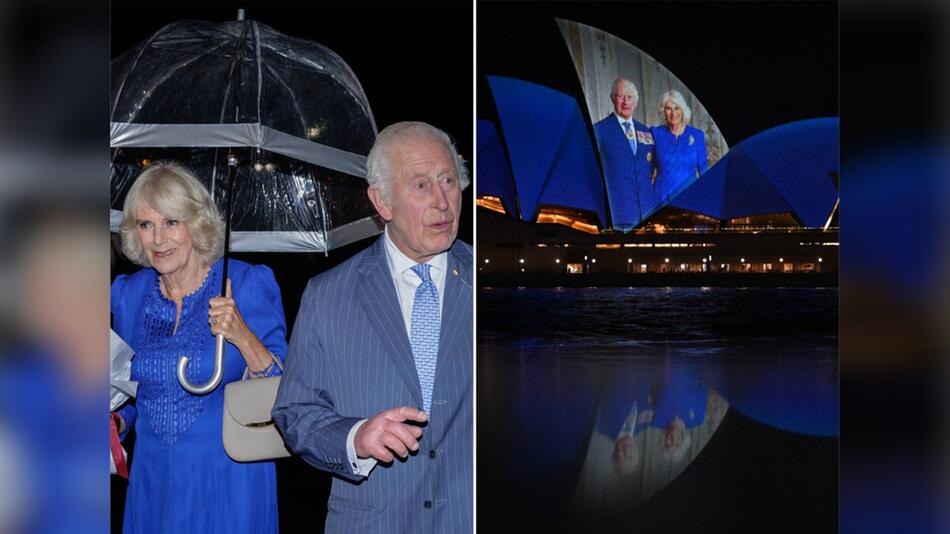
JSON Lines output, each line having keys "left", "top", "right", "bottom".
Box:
{"left": 452, "top": 268, "right": 459, "bottom": 276}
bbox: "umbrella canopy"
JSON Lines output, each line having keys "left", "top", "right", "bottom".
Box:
{"left": 110, "top": 16, "right": 382, "bottom": 252}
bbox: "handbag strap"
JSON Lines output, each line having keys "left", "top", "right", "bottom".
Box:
{"left": 241, "top": 351, "right": 284, "bottom": 380}
{"left": 110, "top": 412, "right": 129, "bottom": 478}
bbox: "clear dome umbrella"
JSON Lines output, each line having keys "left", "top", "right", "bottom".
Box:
{"left": 110, "top": 11, "right": 381, "bottom": 393}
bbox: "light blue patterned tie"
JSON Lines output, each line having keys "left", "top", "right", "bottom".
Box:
{"left": 622, "top": 121, "right": 638, "bottom": 156}
{"left": 410, "top": 263, "right": 440, "bottom": 414}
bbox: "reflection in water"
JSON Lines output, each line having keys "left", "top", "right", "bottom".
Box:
{"left": 478, "top": 287, "right": 837, "bottom": 531}
{"left": 572, "top": 360, "right": 728, "bottom": 519}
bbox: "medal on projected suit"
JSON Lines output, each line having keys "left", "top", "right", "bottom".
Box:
{"left": 626, "top": 128, "right": 635, "bottom": 140}
{"left": 646, "top": 152, "right": 652, "bottom": 162}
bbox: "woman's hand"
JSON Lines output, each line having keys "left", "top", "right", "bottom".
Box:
{"left": 208, "top": 278, "right": 274, "bottom": 374}
{"left": 208, "top": 279, "right": 252, "bottom": 345}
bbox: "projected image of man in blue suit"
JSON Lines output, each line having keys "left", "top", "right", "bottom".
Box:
{"left": 593, "top": 78, "right": 657, "bottom": 232}
{"left": 273, "top": 122, "right": 473, "bottom": 533}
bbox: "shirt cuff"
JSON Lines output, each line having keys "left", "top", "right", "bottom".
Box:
{"left": 346, "top": 419, "right": 378, "bottom": 477}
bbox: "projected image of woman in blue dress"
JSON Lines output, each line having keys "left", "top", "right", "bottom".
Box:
{"left": 650, "top": 90, "right": 709, "bottom": 209}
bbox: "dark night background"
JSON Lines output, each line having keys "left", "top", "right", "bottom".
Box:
{"left": 110, "top": 1, "right": 472, "bottom": 532}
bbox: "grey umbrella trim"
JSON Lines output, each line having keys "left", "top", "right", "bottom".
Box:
{"left": 231, "top": 216, "right": 383, "bottom": 252}
{"left": 109, "top": 209, "right": 382, "bottom": 253}
{"left": 110, "top": 122, "right": 368, "bottom": 178}
{"left": 325, "top": 214, "right": 385, "bottom": 249}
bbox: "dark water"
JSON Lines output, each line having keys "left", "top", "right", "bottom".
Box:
{"left": 479, "top": 286, "right": 838, "bottom": 357}
{"left": 477, "top": 287, "right": 838, "bottom": 533}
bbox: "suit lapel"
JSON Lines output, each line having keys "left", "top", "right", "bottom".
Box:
{"left": 436, "top": 243, "right": 472, "bottom": 380}
{"left": 426, "top": 243, "right": 472, "bottom": 447}
{"left": 355, "top": 237, "right": 424, "bottom": 409}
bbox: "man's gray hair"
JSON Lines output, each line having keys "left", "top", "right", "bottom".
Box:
{"left": 365, "top": 121, "right": 470, "bottom": 200}
{"left": 610, "top": 78, "right": 639, "bottom": 107}
{"left": 120, "top": 161, "right": 225, "bottom": 268}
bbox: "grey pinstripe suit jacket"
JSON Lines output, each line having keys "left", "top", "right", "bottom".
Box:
{"left": 273, "top": 235, "right": 473, "bottom": 533}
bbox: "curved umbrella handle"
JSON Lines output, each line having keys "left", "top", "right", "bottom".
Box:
{"left": 177, "top": 333, "right": 226, "bottom": 394}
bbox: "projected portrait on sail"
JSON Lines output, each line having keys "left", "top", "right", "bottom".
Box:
{"left": 556, "top": 18, "right": 727, "bottom": 231}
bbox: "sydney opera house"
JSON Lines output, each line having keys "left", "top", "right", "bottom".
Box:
{"left": 477, "top": 20, "right": 838, "bottom": 285}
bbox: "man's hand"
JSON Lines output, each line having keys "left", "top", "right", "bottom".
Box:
{"left": 355, "top": 406, "right": 427, "bottom": 463}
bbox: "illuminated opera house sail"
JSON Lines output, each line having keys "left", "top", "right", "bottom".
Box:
{"left": 477, "top": 20, "right": 838, "bottom": 283}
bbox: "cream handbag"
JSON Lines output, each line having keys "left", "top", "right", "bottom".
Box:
{"left": 222, "top": 363, "right": 292, "bottom": 462}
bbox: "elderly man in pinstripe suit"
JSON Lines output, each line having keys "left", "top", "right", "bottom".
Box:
{"left": 273, "top": 121, "right": 473, "bottom": 533}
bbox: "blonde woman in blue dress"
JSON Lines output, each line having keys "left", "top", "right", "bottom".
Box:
{"left": 650, "top": 90, "right": 709, "bottom": 206}
{"left": 111, "top": 162, "right": 286, "bottom": 533}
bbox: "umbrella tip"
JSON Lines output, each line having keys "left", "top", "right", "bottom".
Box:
{"left": 237, "top": 9, "right": 245, "bottom": 21}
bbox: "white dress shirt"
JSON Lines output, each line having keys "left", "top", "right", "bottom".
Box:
{"left": 383, "top": 225, "right": 448, "bottom": 335}
{"left": 346, "top": 226, "right": 449, "bottom": 476}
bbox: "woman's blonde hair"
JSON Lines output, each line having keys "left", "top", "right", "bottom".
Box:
{"left": 120, "top": 161, "right": 225, "bottom": 268}
{"left": 658, "top": 89, "right": 693, "bottom": 125}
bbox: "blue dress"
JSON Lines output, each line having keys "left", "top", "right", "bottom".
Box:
{"left": 650, "top": 124, "right": 708, "bottom": 209}
{"left": 111, "top": 258, "right": 287, "bottom": 533}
